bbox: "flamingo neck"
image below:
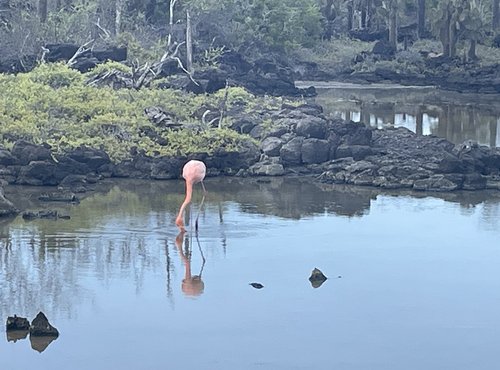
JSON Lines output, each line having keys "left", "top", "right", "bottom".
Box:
{"left": 176, "top": 180, "right": 193, "bottom": 226}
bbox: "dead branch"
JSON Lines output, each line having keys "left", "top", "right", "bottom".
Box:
{"left": 95, "top": 17, "right": 111, "bottom": 40}
{"left": 67, "top": 39, "right": 94, "bottom": 67}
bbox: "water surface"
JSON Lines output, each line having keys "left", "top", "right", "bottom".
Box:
{"left": 1, "top": 178, "right": 500, "bottom": 370}
{"left": 298, "top": 82, "right": 500, "bottom": 147}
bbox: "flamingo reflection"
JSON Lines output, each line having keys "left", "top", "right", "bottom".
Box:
{"left": 175, "top": 231, "right": 206, "bottom": 297}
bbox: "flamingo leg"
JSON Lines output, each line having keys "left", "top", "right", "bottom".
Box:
{"left": 195, "top": 193, "right": 206, "bottom": 233}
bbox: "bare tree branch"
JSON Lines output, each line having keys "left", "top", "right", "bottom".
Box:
{"left": 67, "top": 39, "right": 95, "bottom": 67}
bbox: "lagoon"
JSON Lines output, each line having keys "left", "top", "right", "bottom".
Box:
{"left": 1, "top": 178, "right": 500, "bottom": 370}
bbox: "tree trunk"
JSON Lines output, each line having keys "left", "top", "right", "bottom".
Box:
{"left": 494, "top": 0, "right": 500, "bottom": 30}
{"left": 115, "top": 0, "right": 123, "bottom": 35}
{"left": 417, "top": 0, "right": 426, "bottom": 38}
{"left": 146, "top": 0, "right": 157, "bottom": 21}
{"left": 186, "top": 10, "right": 193, "bottom": 74}
{"left": 439, "top": 5, "right": 452, "bottom": 57}
{"left": 366, "top": 0, "right": 373, "bottom": 28}
{"left": 449, "top": 17, "right": 457, "bottom": 57}
{"left": 388, "top": 1, "right": 398, "bottom": 49}
{"left": 468, "top": 39, "right": 477, "bottom": 61}
{"left": 361, "top": 0, "right": 367, "bottom": 29}
{"left": 347, "top": 1, "right": 354, "bottom": 31}
{"left": 38, "top": 0, "right": 48, "bottom": 23}
{"left": 167, "top": 0, "right": 177, "bottom": 49}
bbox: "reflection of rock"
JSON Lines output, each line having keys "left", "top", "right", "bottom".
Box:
{"left": 7, "top": 330, "right": 29, "bottom": 342}
{"left": 0, "top": 181, "right": 18, "bottom": 218}
{"left": 309, "top": 268, "right": 328, "bottom": 289}
{"left": 6, "top": 315, "right": 30, "bottom": 331}
{"left": 29, "top": 312, "right": 59, "bottom": 337}
{"left": 30, "top": 335, "right": 58, "bottom": 353}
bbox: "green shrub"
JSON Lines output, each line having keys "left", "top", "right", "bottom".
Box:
{"left": 0, "top": 65, "right": 270, "bottom": 161}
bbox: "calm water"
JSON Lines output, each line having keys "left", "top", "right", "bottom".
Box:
{"left": 299, "top": 82, "right": 500, "bottom": 147}
{"left": 1, "top": 178, "right": 500, "bottom": 370}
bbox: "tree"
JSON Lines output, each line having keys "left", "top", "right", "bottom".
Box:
{"left": 417, "top": 0, "right": 426, "bottom": 38}
{"left": 186, "top": 0, "right": 323, "bottom": 50}
{"left": 380, "top": 0, "right": 398, "bottom": 49}
{"left": 460, "top": 0, "right": 488, "bottom": 60}
{"left": 38, "top": 0, "right": 48, "bottom": 23}
{"left": 493, "top": 0, "right": 500, "bottom": 29}
{"left": 433, "top": 0, "right": 460, "bottom": 57}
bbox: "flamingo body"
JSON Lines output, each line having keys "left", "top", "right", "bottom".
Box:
{"left": 175, "top": 160, "right": 206, "bottom": 230}
{"left": 182, "top": 159, "right": 206, "bottom": 184}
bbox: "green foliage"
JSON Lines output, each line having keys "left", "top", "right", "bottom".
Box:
{"left": 293, "top": 38, "right": 373, "bottom": 75}
{"left": 187, "top": 0, "right": 323, "bottom": 51}
{"left": 86, "top": 61, "right": 132, "bottom": 78}
{"left": 28, "top": 62, "right": 85, "bottom": 88}
{"left": 0, "top": 65, "right": 265, "bottom": 161}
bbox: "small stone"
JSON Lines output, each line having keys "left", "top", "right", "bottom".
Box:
{"left": 249, "top": 283, "right": 264, "bottom": 289}
{"left": 309, "top": 268, "right": 328, "bottom": 288}
{"left": 6, "top": 315, "right": 30, "bottom": 331}
{"left": 29, "top": 312, "right": 59, "bottom": 337}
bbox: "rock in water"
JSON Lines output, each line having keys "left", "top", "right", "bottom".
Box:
{"left": 309, "top": 268, "right": 328, "bottom": 288}
{"left": 249, "top": 283, "right": 264, "bottom": 289}
{"left": 29, "top": 312, "right": 59, "bottom": 337}
{"left": 6, "top": 315, "right": 30, "bottom": 331}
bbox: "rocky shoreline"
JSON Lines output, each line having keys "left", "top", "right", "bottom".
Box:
{"left": 1, "top": 102, "right": 499, "bottom": 219}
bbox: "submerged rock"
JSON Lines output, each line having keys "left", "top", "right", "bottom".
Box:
{"left": 309, "top": 268, "right": 328, "bottom": 288}
{"left": 29, "top": 312, "right": 59, "bottom": 337}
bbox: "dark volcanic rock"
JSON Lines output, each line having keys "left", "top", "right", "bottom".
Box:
{"left": 11, "top": 141, "right": 52, "bottom": 165}
{"left": 29, "top": 312, "right": 59, "bottom": 337}
{"left": 17, "top": 161, "right": 63, "bottom": 186}
{"left": 66, "top": 146, "right": 111, "bottom": 171}
{"left": 38, "top": 192, "right": 79, "bottom": 203}
{"left": 0, "top": 147, "right": 17, "bottom": 166}
{"left": 6, "top": 315, "right": 30, "bottom": 331}
{"left": 280, "top": 137, "right": 304, "bottom": 166}
{"left": 301, "top": 139, "right": 330, "bottom": 164}
{"left": 249, "top": 157, "right": 285, "bottom": 176}
{"left": 261, "top": 137, "right": 283, "bottom": 157}
{"left": 309, "top": 268, "right": 328, "bottom": 288}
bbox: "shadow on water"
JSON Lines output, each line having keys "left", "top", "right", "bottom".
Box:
{"left": 1, "top": 177, "right": 500, "bottom": 322}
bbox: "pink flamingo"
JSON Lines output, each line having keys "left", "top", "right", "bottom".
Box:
{"left": 175, "top": 160, "right": 207, "bottom": 231}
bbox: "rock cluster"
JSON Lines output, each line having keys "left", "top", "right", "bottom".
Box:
{"left": 5, "top": 312, "right": 59, "bottom": 353}
{"left": 238, "top": 103, "right": 500, "bottom": 192}
{"left": 0, "top": 104, "right": 499, "bottom": 196}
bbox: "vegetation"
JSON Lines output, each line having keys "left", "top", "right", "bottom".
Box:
{"left": 0, "top": 63, "right": 266, "bottom": 161}
{"left": 1, "top": 0, "right": 500, "bottom": 162}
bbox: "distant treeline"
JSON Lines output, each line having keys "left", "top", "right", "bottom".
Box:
{"left": 0, "top": 0, "right": 499, "bottom": 61}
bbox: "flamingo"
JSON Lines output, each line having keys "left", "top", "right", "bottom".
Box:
{"left": 175, "top": 160, "right": 207, "bottom": 231}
